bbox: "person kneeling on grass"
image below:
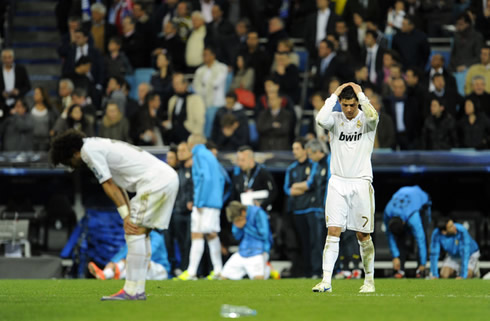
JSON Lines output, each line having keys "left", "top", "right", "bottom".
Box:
{"left": 430, "top": 218, "right": 480, "bottom": 279}
{"left": 221, "top": 201, "right": 274, "bottom": 280}
{"left": 89, "top": 230, "right": 171, "bottom": 281}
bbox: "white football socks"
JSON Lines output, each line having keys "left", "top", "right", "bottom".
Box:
{"left": 124, "top": 234, "right": 147, "bottom": 296}
{"left": 322, "top": 235, "right": 340, "bottom": 284}
{"left": 187, "top": 238, "right": 205, "bottom": 276}
{"left": 207, "top": 237, "right": 223, "bottom": 274}
{"left": 359, "top": 237, "right": 375, "bottom": 283}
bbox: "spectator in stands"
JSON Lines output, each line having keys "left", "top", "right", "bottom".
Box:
{"left": 424, "top": 54, "right": 457, "bottom": 94}
{"left": 384, "top": 0, "right": 405, "bottom": 36}
{"left": 136, "top": 82, "right": 152, "bottom": 109}
{"left": 305, "top": 92, "right": 329, "bottom": 144}
{"left": 133, "top": 1, "right": 153, "bottom": 62}
{"left": 31, "top": 87, "right": 58, "bottom": 151}
{"left": 56, "top": 79, "right": 74, "bottom": 116}
{"left": 335, "top": 20, "right": 361, "bottom": 61}
{"left": 0, "top": 99, "right": 33, "bottom": 151}
{"left": 384, "top": 78, "right": 421, "bottom": 150}
{"left": 467, "top": 75, "right": 490, "bottom": 117}
{"left": 240, "top": 30, "right": 271, "bottom": 96}
{"left": 122, "top": 16, "right": 148, "bottom": 68}
{"left": 177, "top": 134, "right": 227, "bottom": 280}
{"left": 71, "top": 88, "right": 97, "bottom": 126}
{"left": 304, "top": 0, "right": 339, "bottom": 60}
{"left": 52, "top": 104, "right": 94, "bottom": 137}
{"left": 88, "top": 230, "right": 170, "bottom": 281}
{"left": 427, "top": 73, "right": 464, "bottom": 119}
{"left": 152, "top": 0, "right": 179, "bottom": 35}
{"left": 352, "top": 12, "right": 367, "bottom": 49}
{"left": 66, "top": 56, "right": 98, "bottom": 106}
{"left": 430, "top": 218, "right": 480, "bottom": 279}
{"left": 457, "top": 98, "right": 490, "bottom": 149}
{"left": 98, "top": 101, "right": 131, "bottom": 142}
{"left": 475, "top": 0, "right": 490, "bottom": 41}
{"left": 271, "top": 39, "right": 300, "bottom": 72}
{"left": 173, "top": 1, "right": 193, "bottom": 42}
{"left": 361, "top": 30, "right": 384, "bottom": 89}
{"left": 193, "top": 46, "right": 228, "bottom": 138}
{"left": 221, "top": 201, "right": 272, "bottom": 280}
{"left": 210, "top": 92, "right": 249, "bottom": 151}
{"left": 284, "top": 137, "right": 318, "bottom": 277}
{"left": 170, "top": 141, "right": 194, "bottom": 273}
{"left": 257, "top": 94, "right": 293, "bottom": 151}
{"left": 165, "top": 73, "right": 205, "bottom": 144}
{"left": 266, "top": 17, "right": 288, "bottom": 57}
{"left": 273, "top": 52, "right": 300, "bottom": 104}
{"left": 185, "top": 11, "right": 207, "bottom": 71}
{"left": 230, "top": 54, "right": 255, "bottom": 92}
{"left": 465, "top": 46, "right": 490, "bottom": 95}
{"left": 381, "top": 62, "right": 403, "bottom": 97}
{"left": 384, "top": 186, "right": 431, "bottom": 278}
{"left": 343, "top": 0, "right": 381, "bottom": 28}
{"left": 305, "top": 138, "right": 330, "bottom": 278}
{"left": 150, "top": 52, "right": 174, "bottom": 115}
{"left": 371, "top": 93, "right": 396, "bottom": 149}
{"left": 103, "top": 76, "right": 127, "bottom": 116}
{"left": 450, "top": 13, "right": 484, "bottom": 73}
{"left": 353, "top": 65, "right": 372, "bottom": 90}
{"left": 0, "top": 49, "right": 31, "bottom": 117}
{"left": 365, "top": 19, "right": 388, "bottom": 48}
{"left": 121, "top": 80, "right": 139, "bottom": 119}
{"left": 421, "top": 98, "right": 457, "bottom": 150}
{"left": 104, "top": 37, "right": 133, "bottom": 80}
{"left": 132, "top": 91, "right": 165, "bottom": 146}
{"left": 312, "top": 39, "right": 344, "bottom": 92}
{"left": 58, "top": 16, "right": 82, "bottom": 61}
{"left": 206, "top": 4, "right": 235, "bottom": 65}
{"left": 107, "top": 0, "right": 131, "bottom": 34}
{"left": 231, "top": 145, "right": 278, "bottom": 212}
{"left": 153, "top": 21, "right": 186, "bottom": 72}
{"left": 229, "top": 18, "right": 250, "bottom": 61}
{"left": 405, "top": 67, "right": 426, "bottom": 116}
{"left": 391, "top": 15, "right": 430, "bottom": 70}
{"left": 166, "top": 145, "right": 179, "bottom": 170}
{"left": 62, "top": 28, "right": 105, "bottom": 90}
{"left": 90, "top": 2, "right": 117, "bottom": 54}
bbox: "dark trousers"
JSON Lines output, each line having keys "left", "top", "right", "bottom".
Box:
{"left": 293, "top": 212, "right": 317, "bottom": 277}
{"left": 311, "top": 212, "right": 327, "bottom": 276}
{"left": 169, "top": 211, "right": 191, "bottom": 271}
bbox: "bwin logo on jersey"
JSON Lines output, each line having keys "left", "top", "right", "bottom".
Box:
{"left": 339, "top": 132, "right": 362, "bottom": 141}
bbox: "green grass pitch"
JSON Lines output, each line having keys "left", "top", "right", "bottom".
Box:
{"left": 0, "top": 279, "right": 488, "bottom": 321}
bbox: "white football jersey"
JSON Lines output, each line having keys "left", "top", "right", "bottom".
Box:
{"left": 316, "top": 93, "right": 378, "bottom": 181}
{"left": 81, "top": 138, "right": 177, "bottom": 193}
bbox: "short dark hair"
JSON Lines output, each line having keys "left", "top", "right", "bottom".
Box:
{"left": 457, "top": 12, "right": 471, "bottom": 24}
{"left": 406, "top": 67, "right": 421, "bottom": 79}
{"left": 204, "top": 46, "right": 216, "bottom": 55}
{"left": 238, "top": 145, "right": 253, "bottom": 153}
{"left": 110, "top": 75, "right": 125, "bottom": 87}
{"left": 293, "top": 137, "right": 307, "bottom": 149}
{"left": 75, "top": 28, "right": 90, "bottom": 38}
{"left": 431, "top": 73, "right": 444, "bottom": 81}
{"left": 226, "top": 91, "right": 237, "bottom": 101}
{"left": 339, "top": 85, "right": 358, "bottom": 101}
{"left": 205, "top": 140, "right": 217, "bottom": 151}
{"left": 220, "top": 113, "right": 238, "bottom": 127}
{"left": 436, "top": 218, "right": 451, "bottom": 232}
{"left": 50, "top": 129, "right": 86, "bottom": 166}
{"left": 388, "top": 217, "right": 404, "bottom": 237}
{"left": 72, "top": 87, "right": 87, "bottom": 98}
{"left": 145, "top": 91, "right": 160, "bottom": 105}
{"left": 404, "top": 15, "right": 416, "bottom": 26}
{"left": 109, "top": 36, "right": 122, "bottom": 46}
{"left": 365, "top": 30, "right": 377, "bottom": 40}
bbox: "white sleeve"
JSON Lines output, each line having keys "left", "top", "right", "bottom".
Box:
{"left": 358, "top": 92, "right": 378, "bottom": 130}
{"left": 316, "top": 94, "right": 338, "bottom": 131}
{"left": 81, "top": 144, "right": 112, "bottom": 184}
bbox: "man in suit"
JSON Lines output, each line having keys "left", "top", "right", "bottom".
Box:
{"left": 122, "top": 16, "right": 148, "bottom": 68}
{"left": 426, "top": 73, "right": 463, "bottom": 119}
{"left": 335, "top": 20, "right": 361, "bottom": 62}
{"left": 343, "top": 0, "right": 381, "bottom": 28}
{"left": 0, "top": 49, "right": 31, "bottom": 120}
{"left": 312, "top": 39, "right": 343, "bottom": 91}
{"left": 424, "top": 54, "right": 457, "bottom": 94}
{"left": 384, "top": 77, "right": 421, "bottom": 150}
{"left": 361, "top": 30, "right": 384, "bottom": 90}
{"left": 304, "top": 0, "right": 339, "bottom": 60}
{"left": 392, "top": 15, "right": 430, "bottom": 70}
{"left": 205, "top": 3, "right": 235, "bottom": 65}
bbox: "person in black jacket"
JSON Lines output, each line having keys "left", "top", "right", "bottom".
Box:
{"left": 421, "top": 98, "right": 457, "bottom": 150}
{"left": 457, "top": 98, "right": 490, "bottom": 149}
{"left": 0, "top": 49, "right": 31, "bottom": 118}
{"left": 304, "top": 0, "right": 339, "bottom": 60}
{"left": 391, "top": 15, "right": 430, "bottom": 70}
{"left": 231, "top": 145, "right": 278, "bottom": 212}
{"left": 121, "top": 16, "right": 148, "bottom": 68}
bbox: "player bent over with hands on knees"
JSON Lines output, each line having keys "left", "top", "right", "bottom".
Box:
{"left": 312, "top": 82, "right": 379, "bottom": 293}
{"left": 50, "top": 129, "right": 179, "bottom": 300}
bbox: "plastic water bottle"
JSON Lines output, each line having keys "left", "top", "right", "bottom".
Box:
{"left": 220, "top": 304, "right": 257, "bottom": 318}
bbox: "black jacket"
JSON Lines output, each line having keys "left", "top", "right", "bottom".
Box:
{"left": 174, "top": 165, "right": 194, "bottom": 214}
{"left": 0, "top": 64, "right": 31, "bottom": 113}
{"left": 231, "top": 163, "right": 278, "bottom": 211}
{"left": 284, "top": 159, "right": 317, "bottom": 214}
{"left": 457, "top": 113, "right": 490, "bottom": 149}
{"left": 392, "top": 29, "right": 430, "bottom": 70}
{"left": 211, "top": 107, "right": 249, "bottom": 151}
{"left": 421, "top": 112, "right": 457, "bottom": 150}
{"left": 304, "top": 10, "right": 339, "bottom": 59}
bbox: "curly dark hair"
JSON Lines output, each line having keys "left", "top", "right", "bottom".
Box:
{"left": 50, "top": 129, "right": 86, "bottom": 166}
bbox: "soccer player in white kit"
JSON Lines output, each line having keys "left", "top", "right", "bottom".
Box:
{"left": 312, "top": 82, "right": 379, "bottom": 293}
{"left": 50, "top": 130, "right": 179, "bottom": 300}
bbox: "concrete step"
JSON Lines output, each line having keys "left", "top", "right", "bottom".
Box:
{"left": 13, "top": 15, "right": 57, "bottom": 28}
{"left": 16, "top": 1, "right": 57, "bottom": 12}
{"left": 11, "top": 31, "right": 60, "bottom": 43}
{"left": 14, "top": 47, "right": 59, "bottom": 60}
{"left": 24, "top": 64, "right": 61, "bottom": 77}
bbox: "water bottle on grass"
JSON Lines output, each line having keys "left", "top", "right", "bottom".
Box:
{"left": 220, "top": 304, "right": 257, "bottom": 318}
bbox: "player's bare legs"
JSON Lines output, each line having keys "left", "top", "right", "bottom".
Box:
{"left": 205, "top": 232, "right": 223, "bottom": 278}
{"left": 313, "top": 227, "right": 341, "bottom": 292}
{"left": 357, "top": 232, "right": 375, "bottom": 293}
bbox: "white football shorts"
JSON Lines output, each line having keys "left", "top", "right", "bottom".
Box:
{"left": 325, "top": 175, "right": 375, "bottom": 233}
{"left": 191, "top": 207, "right": 221, "bottom": 233}
{"left": 442, "top": 251, "right": 480, "bottom": 277}
{"left": 130, "top": 178, "right": 179, "bottom": 230}
{"left": 221, "top": 252, "right": 268, "bottom": 280}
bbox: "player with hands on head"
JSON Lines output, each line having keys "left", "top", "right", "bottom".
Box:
{"left": 312, "top": 82, "right": 379, "bottom": 293}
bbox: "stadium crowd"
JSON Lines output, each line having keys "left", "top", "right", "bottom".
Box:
{"left": 0, "top": 0, "right": 487, "bottom": 279}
